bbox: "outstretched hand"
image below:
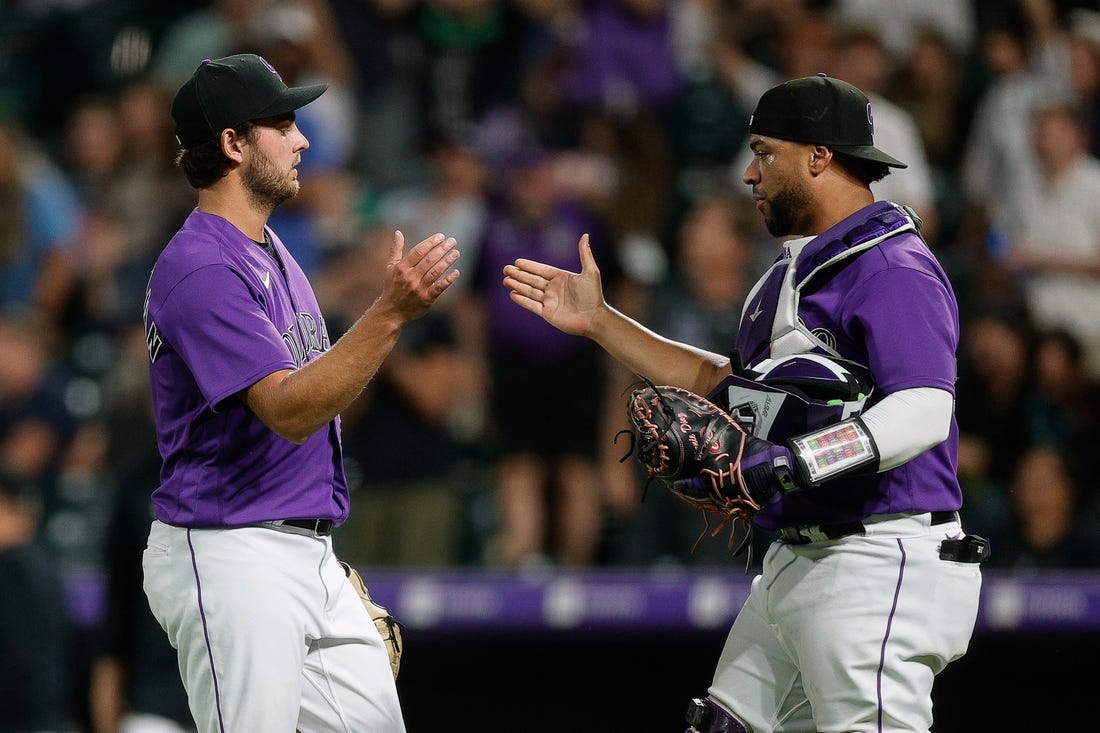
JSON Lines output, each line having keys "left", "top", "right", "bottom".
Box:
{"left": 378, "top": 231, "right": 461, "bottom": 321}
{"left": 501, "top": 233, "right": 604, "bottom": 337}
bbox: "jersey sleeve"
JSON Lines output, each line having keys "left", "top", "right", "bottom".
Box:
{"left": 155, "top": 264, "right": 296, "bottom": 409}
{"left": 846, "top": 265, "right": 959, "bottom": 396}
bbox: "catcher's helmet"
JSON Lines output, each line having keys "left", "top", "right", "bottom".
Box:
{"left": 709, "top": 353, "right": 874, "bottom": 442}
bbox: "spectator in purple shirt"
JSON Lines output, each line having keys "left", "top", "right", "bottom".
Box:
{"left": 503, "top": 75, "right": 984, "bottom": 733}
{"left": 473, "top": 144, "right": 618, "bottom": 568}
{"left": 141, "top": 54, "right": 460, "bottom": 733}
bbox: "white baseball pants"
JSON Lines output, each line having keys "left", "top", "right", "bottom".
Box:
{"left": 708, "top": 512, "right": 982, "bottom": 733}
{"left": 143, "top": 520, "right": 403, "bottom": 733}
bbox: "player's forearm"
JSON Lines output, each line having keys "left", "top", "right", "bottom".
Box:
{"left": 247, "top": 302, "right": 407, "bottom": 442}
{"left": 588, "top": 304, "right": 731, "bottom": 395}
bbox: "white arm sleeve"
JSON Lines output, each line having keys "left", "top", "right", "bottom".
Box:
{"left": 859, "top": 387, "right": 954, "bottom": 471}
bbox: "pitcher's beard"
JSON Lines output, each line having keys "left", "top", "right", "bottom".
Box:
{"left": 243, "top": 148, "right": 298, "bottom": 213}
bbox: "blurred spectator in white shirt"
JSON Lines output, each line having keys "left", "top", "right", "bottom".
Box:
{"left": 1001, "top": 101, "right": 1100, "bottom": 375}
{"left": 828, "top": 25, "right": 939, "bottom": 240}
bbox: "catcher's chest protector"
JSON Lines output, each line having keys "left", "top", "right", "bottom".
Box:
{"left": 734, "top": 202, "right": 920, "bottom": 369}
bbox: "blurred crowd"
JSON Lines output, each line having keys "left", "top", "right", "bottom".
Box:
{"left": 5, "top": 0, "right": 1100, "bottom": 729}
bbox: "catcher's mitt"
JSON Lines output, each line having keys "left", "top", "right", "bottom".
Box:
{"left": 624, "top": 383, "right": 765, "bottom": 553}
{"left": 341, "top": 562, "right": 403, "bottom": 678}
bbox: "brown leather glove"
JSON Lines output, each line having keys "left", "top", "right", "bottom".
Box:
{"left": 341, "top": 562, "right": 403, "bottom": 678}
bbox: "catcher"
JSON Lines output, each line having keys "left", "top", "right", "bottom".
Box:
{"left": 503, "top": 76, "right": 987, "bottom": 733}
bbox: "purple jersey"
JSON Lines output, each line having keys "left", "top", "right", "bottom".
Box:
{"left": 735, "top": 202, "right": 962, "bottom": 529}
{"left": 143, "top": 210, "right": 348, "bottom": 527}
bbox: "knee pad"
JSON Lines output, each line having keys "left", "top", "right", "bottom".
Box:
{"left": 684, "top": 697, "right": 749, "bottom": 733}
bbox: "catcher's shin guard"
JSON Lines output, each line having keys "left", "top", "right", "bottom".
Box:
{"left": 684, "top": 698, "right": 749, "bottom": 733}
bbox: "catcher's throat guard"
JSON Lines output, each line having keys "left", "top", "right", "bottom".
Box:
{"left": 709, "top": 353, "right": 874, "bottom": 443}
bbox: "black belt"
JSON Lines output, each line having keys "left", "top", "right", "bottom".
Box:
{"left": 781, "top": 510, "right": 958, "bottom": 545}
{"left": 278, "top": 518, "right": 335, "bottom": 536}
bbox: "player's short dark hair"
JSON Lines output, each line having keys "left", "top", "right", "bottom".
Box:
{"left": 175, "top": 120, "right": 257, "bottom": 189}
{"left": 831, "top": 150, "right": 892, "bottom": 185}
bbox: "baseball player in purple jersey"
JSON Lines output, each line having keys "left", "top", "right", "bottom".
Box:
{"left": 141, "top": 54, "right": 460, "bottom": 733}
{"left": 503, "top": 74, "right": 986, "bottom": 732}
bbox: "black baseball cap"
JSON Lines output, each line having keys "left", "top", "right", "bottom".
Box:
{"left": 171, "top": 53, "right": 328, "bottom": 148}
{"left": 749, "top": 73, "right": 906, "bottom": 168}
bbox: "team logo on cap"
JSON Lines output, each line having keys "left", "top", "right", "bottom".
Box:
{"left": 866, "top": 103, "right": 874, "bottom": 132}
{"left": 258, "top": 55, "right": 282, "bottom": 81}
